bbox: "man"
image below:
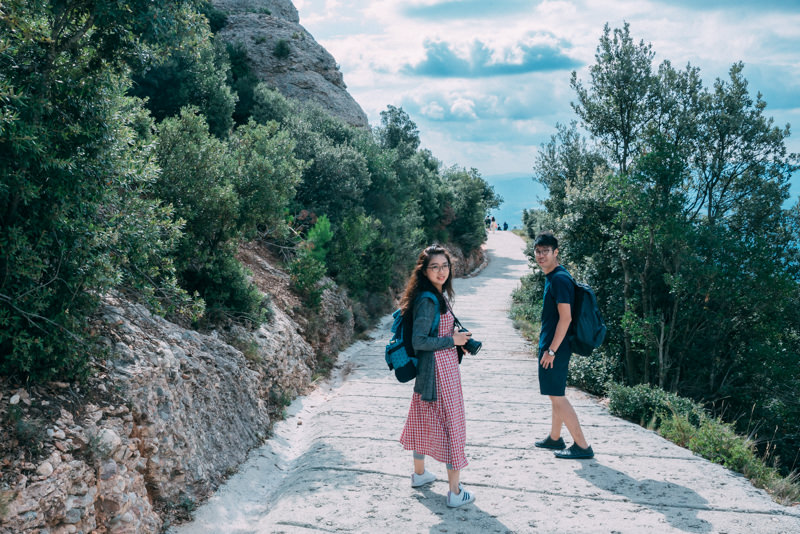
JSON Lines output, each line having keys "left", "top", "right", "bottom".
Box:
{"left": 532, "top": 231, "right": 594, "bottom": 459}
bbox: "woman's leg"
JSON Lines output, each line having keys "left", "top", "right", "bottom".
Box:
{"left": 413, "top": 451, "right": 425, "bottom": 475}
{"left": 446, "top": 465, "right": 460, "bottom": 493}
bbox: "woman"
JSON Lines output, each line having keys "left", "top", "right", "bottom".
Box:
{"left": 399, "top": 244, "right": 476, "bottom": 508}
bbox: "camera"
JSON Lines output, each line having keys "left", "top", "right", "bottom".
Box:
{"left": 458, "top": 328, "right": 483, "bottom": 355}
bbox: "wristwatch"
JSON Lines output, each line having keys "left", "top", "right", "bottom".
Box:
{"left": 547, "top": 348, "right": 555, "bottom": 356}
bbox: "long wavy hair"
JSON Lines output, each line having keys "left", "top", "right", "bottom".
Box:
{"left": 399, "top": 244, "right": 454, "bottom": 315}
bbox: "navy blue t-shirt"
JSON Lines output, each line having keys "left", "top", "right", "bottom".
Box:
{"left": 539, "top": 265, "right": 574, "bottom": 354}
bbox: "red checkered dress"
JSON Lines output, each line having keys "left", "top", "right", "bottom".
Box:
{"left": 399, "top": 310, "right": 468, "bottom": 470}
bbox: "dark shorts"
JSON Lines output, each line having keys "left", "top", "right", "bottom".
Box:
{"left": 538, "top": 349, "right": 571, "bottom": 396}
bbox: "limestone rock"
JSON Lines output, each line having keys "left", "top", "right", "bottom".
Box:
{"left": 212, "top": 0, "right": 369, "bottom": 128}
{"left": 213, "top": 0, "right": 299, "bottom": 22}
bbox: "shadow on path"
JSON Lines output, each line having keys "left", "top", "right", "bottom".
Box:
{"left": 576, "top": 462, "right": 712, "bottom": 533}
{"left": 414, "top": 485, "right": 515, "bottom": 534}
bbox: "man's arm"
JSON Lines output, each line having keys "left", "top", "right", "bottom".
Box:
{"left": 541, "top": 302, "right": 571, "bottom": 369}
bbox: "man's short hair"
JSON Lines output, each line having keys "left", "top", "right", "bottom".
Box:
{"left": 533, "top": 231, "right": 558, "bottom": 250}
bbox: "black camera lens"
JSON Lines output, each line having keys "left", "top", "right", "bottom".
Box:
{"left": 464, "top": 338, "right": 482, "bottom": 355}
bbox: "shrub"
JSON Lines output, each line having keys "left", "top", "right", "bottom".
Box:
{"left": 289, "top": 250, "right": 327, "bottom": 309}
{"left": 273, "top": 39, "right": 290, "bottom": 59}
{"left": 658, "top": 411, "right": 696, "bottom": 448}
{"left": 155, "top": 108, "right": 272, "bottom": 324}
{"left": 511, "top": 272, "right": 544, "bottom": 325}
{"left": 198, "top": 1, "right": 228, "bottom": 33}
{"left": 607, "top": 383, "right": 704, "bottom": 428}
{"left": 305, "top": 215, "right": 334, "bottom": 263}
{"left": 129, "top": 26, "right": 236, "bottom": 139}
{"left": 226, "top": 43, "right": 261, "bottom": 125}
{"left": 689, "top": 417, "right": 754, "bottom": 472}
{"left": 251, "top": 83, "right": 294, "bottom": 125}
{"left": 567, "top": 350, "right": 619, "bottom": 396}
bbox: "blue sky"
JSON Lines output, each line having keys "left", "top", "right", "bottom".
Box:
{"left": 294, "top": 0, "right": 800, "bottom": 211}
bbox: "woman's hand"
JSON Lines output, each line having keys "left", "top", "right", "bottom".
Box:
{"left": 453, "top": 330, "right": 472, "bottom": 346}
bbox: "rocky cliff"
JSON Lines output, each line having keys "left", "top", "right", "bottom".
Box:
{"left": 0, "top": 255, "right": 354, "bottom": 533}
{"left": 213, "top": 0, "right": 369, "bottom": 128}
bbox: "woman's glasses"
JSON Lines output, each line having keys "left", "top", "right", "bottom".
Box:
{"left": 427, "top": 263, "right": 450, "bottom": 273}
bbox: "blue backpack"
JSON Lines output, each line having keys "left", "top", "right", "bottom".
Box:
{"left": 566, "top": 274, "right": 607, "bottom": 356}
{"left": 385, "top": 291, "right": 440, "bottom": 382}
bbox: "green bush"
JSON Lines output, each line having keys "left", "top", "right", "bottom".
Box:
{"left": 511, "top": 272, "right": 544, "bottom": 325}
{"left": 184, "top": 250, "right": 271, "bottom": 325}
{"left": 289, "top": 250, "right": 327, "bottom": 309}
{"left": 0, "top": 9, "right": 197, "bottom": 380}
{"left": 251, "top": 83, "right": 294, "bottom": 125}
{"left": 130, "top": 23, "right": 236, "bottom": 139}
{"left": 226, "top": 43, "right": 261, "bottom": 125}
{"left": 198, "top": 1, "right": 229, "bottom": 33}
{"left": 689, "top": 417, "right": 755, "bottom": 472}
{"left": 228, "top": 120, "right": 304, "bottom": 240}
{"left": 607, "top": 383, "right": 704, "bottom": 428}
{"left": 567, "top": 350, "right": 619, "bottom": 396}
{"left": 155, "top": 108, "right": 274, "bottom": 324}
{"left": 306, "top": 215, "right": 334, "bottom": 263}
{"left": 273, "top": 39, "right": 290, "bottom": 59}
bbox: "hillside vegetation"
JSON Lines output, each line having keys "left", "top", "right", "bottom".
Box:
{"left": 0, "top": 1, "right": 500, "bottom": 382}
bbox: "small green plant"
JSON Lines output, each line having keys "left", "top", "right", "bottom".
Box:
{"left": 273, "top": 39, "right": 290, "bottom": 59}
{"left": 657, "top": 411, "right": 696, "bottom": 448}
{"left": 230, "top": 336, "right": 261, "bottom": 363}
{"left": 289, "top": 250, "right": 327, "bottom": 309}
{"left": 8, "top": 406, "right": 45, "bottom": 459}
{"left": 306, "top": 215, "right": 334, "bottom": 263}
{"left": 336, "top": 308, "right": 353, "bottom": 324}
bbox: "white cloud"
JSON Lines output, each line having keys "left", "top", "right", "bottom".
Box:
{"left": 296, "top": 0, "right": 800, "bottom": 193}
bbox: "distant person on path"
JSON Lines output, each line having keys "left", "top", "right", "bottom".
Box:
{"left": 490, "top": 216, "right": 497, "bottom": 233}
{"left": 485, "top": 214, "right": 491, "bottom": 231}
{"left": 532, "top": 232, "right": 594, "bottom": 459}
{"left": 503, "top": 221, "right": 508, "bottom": 231}
{"left": 399, "top": 244, "right": 476, "bottom": 508}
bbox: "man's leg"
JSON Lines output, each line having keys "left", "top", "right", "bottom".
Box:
{"left": 549, "top": 396, "right": 564, "bottom": 440}
{"left": 550, "top": 395, "right": 589, "bottom": 449}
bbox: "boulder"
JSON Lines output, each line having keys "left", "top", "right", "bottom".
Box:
{"left": 212, "top": 0, "right": 369, "bottom": 128}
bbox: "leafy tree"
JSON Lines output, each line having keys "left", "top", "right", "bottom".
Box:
{"left": 226, "top": 42, "right": 261, "bottom": 125}
{"left": 154, "top": 108, "right": 263, "bottom": 322}
{"left": 442, "top": 167, "right": 502, "bottom": 253}
{"left": 130, "top": 20, "right": 236, "bottom": 138}
{"left": 0, "top": 0, "right": 195, "bottom": 380}
{"left": 251, "top": 83, "right": 295, "bottom": 126}
{"left": 376, "top": 105, "right": 421, "bottom": 159}
{"left": 528, "top": 23, "right": 800, "bottom": 474}
{"left": 288, "top": 108, "right": 371, "bottom": 225}
{"left": 228, "top": 119, "right": 305, "bottom": 240}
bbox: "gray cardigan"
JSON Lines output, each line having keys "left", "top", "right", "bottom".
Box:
{"left": 412, "top": 296, "right": 454, "bottom": 402}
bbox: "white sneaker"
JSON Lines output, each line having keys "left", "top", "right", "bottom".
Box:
{"left": 446, "top": 485, "right": 475, "bottom": 508}
{"left": 411, "top": 470, "right": 436, "bottom": 487}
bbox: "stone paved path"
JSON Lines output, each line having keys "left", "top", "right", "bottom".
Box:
{"left": 174, "top": 232, "right": 800, "bottom": 533}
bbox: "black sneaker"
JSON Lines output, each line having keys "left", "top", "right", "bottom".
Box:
{"left": 554, "top": 443, "right": 594, "bottom": 459}
{"left": 534, "top": 435, "right": 566, "bottom": 450}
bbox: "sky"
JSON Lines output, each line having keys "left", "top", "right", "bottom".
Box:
{"left": 293, "top": 0, "right": 800, "bottom": 221}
